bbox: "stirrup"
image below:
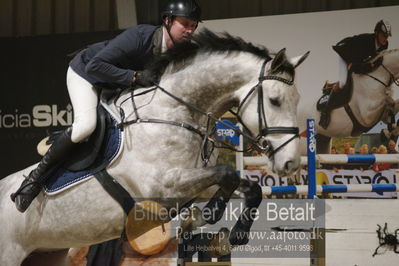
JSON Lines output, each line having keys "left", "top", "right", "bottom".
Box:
{"left": 322, "top": 81, "right": 340, "bottom": 94}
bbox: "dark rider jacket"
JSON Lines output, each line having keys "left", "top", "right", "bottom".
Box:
{"left": 69, "top": 24, "right": 163, "bottom": 89}
{"left": 332, "top": 33, "right": 388, "bottom": 74}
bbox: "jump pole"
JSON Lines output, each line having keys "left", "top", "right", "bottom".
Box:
{"left": 307, "top": 119, "right": 317, "bottom": 199}
{"left": 243, "top": 154, "right": 399, "bottom": 166}
{"left": 262, "top": 183, "right": 399, "bottom": 195}
{"left": 238, "top": 118, "right": 399, "bottom": 195}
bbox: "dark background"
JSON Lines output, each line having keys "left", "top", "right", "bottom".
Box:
{"left": 137, "top": 0, "right": 399, "bottom": 25}
{"left": 0, "top": 31, "right": 120, "bottom": 177}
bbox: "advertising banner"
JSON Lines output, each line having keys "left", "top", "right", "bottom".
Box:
{"left": 243, "top": 169, "right": 398, "bottom": 198}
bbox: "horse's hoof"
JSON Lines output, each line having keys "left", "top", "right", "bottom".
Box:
{"left": 380, "top": 128, "right": 390, "bottom": 142}
{"left": 209, "top": 227, "right": 231, "bottom": 257}
{"left": 181, "top": 206, "right": 206, "bottom": 231}
{"left": 229, "top": 223, "right": 250, "bottom": 245}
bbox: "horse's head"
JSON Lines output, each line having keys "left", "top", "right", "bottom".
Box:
{"left": 131, "top": 29, "right": 308, "bottom": 176}
{"left": 237, "top": 48, "right": 309, "bottom": 176}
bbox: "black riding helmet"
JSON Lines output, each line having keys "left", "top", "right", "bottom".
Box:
{"left": 374, "top": 19, "right": 392, "bottom": 37}
{"left": 161, "top": 0, "right": 202, "bottom": 23}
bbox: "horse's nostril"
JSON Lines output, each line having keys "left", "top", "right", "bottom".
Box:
{"left": 285, "top": 161, "right": 293, "bottom": 171}
{"left": 285, "top": 160, "right": 300, "bottom": 174}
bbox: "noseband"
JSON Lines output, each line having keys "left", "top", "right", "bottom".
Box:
{"left": 234, "top": 59, "right": 299, "bottom": 158}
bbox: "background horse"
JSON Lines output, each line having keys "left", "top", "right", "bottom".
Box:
{"left": 298, "top": 49, "right": 399, "bottom": 153}
{"left": 0, "top": 29, "right": 308, "bottom": 265}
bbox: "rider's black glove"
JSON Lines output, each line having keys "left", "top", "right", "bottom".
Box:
{"left": 351, "top": 62, "right": 373, "bottom": 74}
{"left": 133, "top": 70, "right": 157, "bottom": 87}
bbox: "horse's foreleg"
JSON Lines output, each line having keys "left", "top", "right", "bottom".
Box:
{"left": 22, "top": 250, "right": 68, "bottom": 266}
{"left": 229, "top": 179, "right": 262, "bottom": 245}
{"left": 198, "top": 165, "right": 240, "bottom": 225}
{"left": 162, "top": 164, "right": 240, "bottom": 224}
{"left": 381, "top": 96, "right": 396, "bottom": 124}
{"left": 0, "top": 241, "right": 31, "bottom": 266}
{"left": 394, "top": 99, "right": 399, "bottom": 114}
{"left": 316, "top": 133, "right": 331, "bottom": 154}
{"left": 162, "top": 164, "right": 239, "bottom": 199}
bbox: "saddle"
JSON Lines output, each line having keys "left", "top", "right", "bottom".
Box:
{"left": 316, "top": 71, "right": 354, "bottom": 129}
{"left": 41, "top": 105, "right": 111, "bottom": 171}
{"left": 65, "top": 105, "right": 110, "bottom": 171}
{"left": 317, "top": 72, "right": 354, "bottom": 112}
{"left": 44, "top": 104, "right": 123, "bottom": 194}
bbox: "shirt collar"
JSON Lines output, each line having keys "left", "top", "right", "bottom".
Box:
{"left": 162, "top": 27, "right": 168, "bottom": 53}
{"left": 375, "top": 38, "right": 381, "bottom": 50}
{"left": 152, "top": 26, "right": 163, "bottom": 57}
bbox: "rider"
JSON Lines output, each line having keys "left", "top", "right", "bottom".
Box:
{"left": 319, "top": 19, "right": 392, "bottom": 129}
{"left": 11, "top": 0, "right": 202, "bottom": 213}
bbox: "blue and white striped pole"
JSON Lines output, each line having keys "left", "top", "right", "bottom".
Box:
{"left": 243, "top": 154, "right": 399, "bottom": 166}
{"left": 262, "top": 184, "right": 399, "bottom": 195}
{"left": 307, "top": 119, "right": 317, "bottom": 199}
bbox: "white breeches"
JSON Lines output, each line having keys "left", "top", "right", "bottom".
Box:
{"left": 338, "top": 56, "right": 348, "bottom": 88}
{"left": 66, "top": 67, "right": 98, "bottom": 143}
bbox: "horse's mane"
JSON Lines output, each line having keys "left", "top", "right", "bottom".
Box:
{"left": 379, "top": 48, "right": 399, "bottom": 56}
{"left": 145, "top": 28, "right": 277, "bottom": 81}
{"left": 371, "top": 48, "right": 399, "bottom": 62}
{"left": 192, "top": 28, "right": 271, "bottom": 58}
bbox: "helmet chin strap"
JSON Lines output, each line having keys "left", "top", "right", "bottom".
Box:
{"left": 164, "top": 17, "right": 177, "bottom": 48}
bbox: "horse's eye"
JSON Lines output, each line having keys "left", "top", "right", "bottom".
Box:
{"left": 270, "top": 98, "right": 280, "bottom": 107}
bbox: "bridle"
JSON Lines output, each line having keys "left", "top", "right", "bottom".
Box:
{"left": 231, "top": 59, "right": 299, "bottom": 158}
{"left": 116, "top": 58, "right": 299, "bottom": 163}
{"left": 364, "top": 50, "right": 399, "bottom": 87}
{"left": 365, "top": 64, "right": 399, "bottom": 88}
{"left": 383, "top": 64, "right": 399, "bottom": 86}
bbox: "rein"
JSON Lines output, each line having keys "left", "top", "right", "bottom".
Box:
{"left": 116, "top": 58, "right": 299, "bottom": 164}
{"left": 365, "top": 64, "right": 399, "bottom": 87}
{"left": 346, "top": 62, "right": 398, "bottom": 136}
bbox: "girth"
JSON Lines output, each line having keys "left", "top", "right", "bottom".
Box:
{"left": 344, "top": 104, "right": 380, "bottom": 137}
{"left": 94, "top": 170, "right": 135, "bottom": 215}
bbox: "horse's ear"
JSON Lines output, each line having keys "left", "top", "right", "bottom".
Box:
{"left": 290, "top": 51, "right": 310, "bottom": 69}
{"left": 270, "top": 48, "right": 287, "bottom": 73}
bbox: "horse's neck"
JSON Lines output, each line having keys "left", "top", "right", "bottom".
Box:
{"left": 350, "top": 67, "right": 393, "bottom": 125}
{"left": 159, "top": 53, "right": 259, "bottom": 118}
{"left": 382, "top": 50, "right": 399, "bottom": 78}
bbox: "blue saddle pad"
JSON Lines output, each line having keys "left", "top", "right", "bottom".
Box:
{"left": 44, "top": 118, "right": 122, "bottom": 194}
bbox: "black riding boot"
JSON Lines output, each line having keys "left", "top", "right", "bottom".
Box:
{"left": 319, "top": 109, "right": 331, "bottom": 129}
{"left": 11, "top": 127, "right": 76, "bottom": 212}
